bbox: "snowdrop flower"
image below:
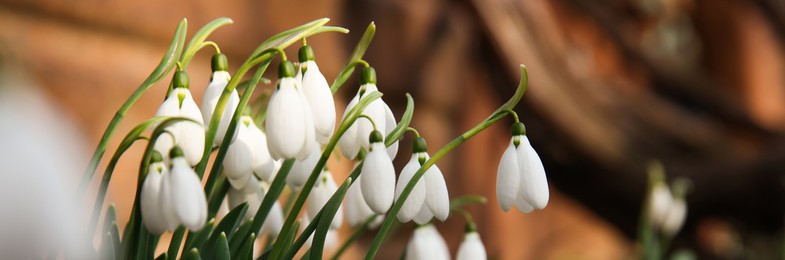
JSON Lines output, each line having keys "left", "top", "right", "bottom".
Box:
{"left": 395, "top": 137, "right": 449, "bottom": 223}
{"left": 201, "top": 53, "right": 239, "bottom": 146}
{"left": 306, "top": 171, "right": 343, "bottom": 229}
{"left": 360, "top": 130, "right": 397, "bottom": 214}
{"left": 496, "top": 122, "right": 549, "bottom": 213}
{"left": 648, "top": 182, "right": 672, "bottom": 227}
{"left": 153, "top": 70, "right": 206, "bottom": 166}
{"left": 456, "top": 225, "right": 487, "bottom": 260}
{"left": 647, "top": 175, "right": 689, "bottom": 237}
{"left": 287, "top": 145, "right": 321, "bottom": 190}
{"left": 141, "top": 151, "right": 168, "bottom": 234}
{"left": 159, "top": 146, "right": 208, "bottom": 231}
{"left": 405, "top": 224, "right": 450, "bottom": 260}
{"left": 224, "top": 116, "right": 276, "bottom": 190}
{"left": 226, "top": 177, "right": 284, "bottom": 236}
{"left": 296, "top": 45, "right": 336, "bottom": 144}
{"left": 338, "top": 67, "right": 399, "bottom": 160}
{"left": 345, "top": 164, "right": 382, "bottom": 228}
{"left": 265, "top": 60, "right": 317, "bottom": 160}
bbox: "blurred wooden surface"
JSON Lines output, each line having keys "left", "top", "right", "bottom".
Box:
{"left": 2, "top": 0, "right": 784, "bottom": 258}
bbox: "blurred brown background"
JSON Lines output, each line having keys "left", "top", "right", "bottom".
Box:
{"left": 1, "top": 0, "right": 784, "bottom": 259}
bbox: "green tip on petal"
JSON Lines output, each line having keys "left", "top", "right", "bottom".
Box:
{"left": 278, "top": 60, "right": 296, "bottom": 78}
{"left": 511, "top": 122, "right": 526, "bottom": 136}
{"left": 412, "top": 137, "right": 427, "bottom": 153}
{"left": 465, "top": 222, "right": 477, "bottom": 233}
{"left": 369, "top": 130, "right": 384, "bottom": 144}
{"left": 169, "top": 146, "right": 185, "bottom": 159}
{"left": 360, "top": 66, "right": 376, "bottom": 85}
{"left": 211, "top": 53, "right": 229, "bottom": 72}
{"left": 298, "top": 45, "right": 315, "bottom": 62}
{"left": 151, "top": 150, "right": 164, "bottom": 163}
{"left": 173, "top": 70, "right": 190, "bottom": 89}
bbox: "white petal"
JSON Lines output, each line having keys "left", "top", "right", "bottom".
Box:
{"left": 141, "top": 164, "right": 166, "bottom": 234}
{"left": 383, "top": 102, "right": 399, "bottom": 159}
{"left": 307, "top": 172, "right": 342, "bottom": 229}
{"left": 247, "top": 120, "right": 276, "bottom": 181}
{"left": 406, "top": 225, "right": 450, "bottom": 260}
{"left": 661, "top": 199, "right": 687, "bottom": 236}
{"left": 263, "top": 199, "right": 284, "bottom": 237}
{"left": 649, "top": 183, "right": 672, "bottom": 227}
{"left": 288, "top": 145, "right": 321, "bottom": 189}
{"left": 158, "top": 169, "right": 179, "bottom": 231}
{"left": 513, "top": 195, "right": 535, "bottom": 214}
{"left": 345, "top": 174, "right": 376, "bottom": 227}
{"left": 424, "top": 164, "right": 450, "bottom": 221}
{"left": 457, "top": 232, "right": 487, "bottom": 260}
{"left": 301, "top": 61, "right": 336, "bottom": 144}
{"left": 496, "top": 141, "right": 519, "bottom": 212}
{"left": 242, "top": 177, "right": 264, "bottom": 221}
{"left": 360, "top": 142, "right": 396, "bottom": 214}
{"left": 395, "top": 153, "right": 427, "bottom": 222}
{"left": 517, "top": 137, "right": 549, "bottom": 210}
{"left": 202, "top": 71, "right": 239, "bottom": 146}
{"left": 265, "top": 78, "right": 307, "bottom": 159}
{"left": 170, "top": 158, "right": 208, "bottom": 231}
{"left": 296, "top": 91, "right": 318, "bottom": 160}
{"left": 355, "top": 87, "right": 386, "bottom": 151}
{"left": 153, "top": 130, "right": 175, "bottom": 167}
{"left": 338, "top": 95, "right": 361, "bottom": 159}
{"left": 223, "top": 124, "right": 253, "bottom": 189}
{"left": 175, "top": 89, "right": 206, "bottom": 166}
{"left": 412, "top": 204, "right": 434, "bottom": 224}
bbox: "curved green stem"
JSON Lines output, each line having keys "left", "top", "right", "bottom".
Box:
{"left": 406, "top": 127, "right": 421, "bottom": 138}
{"left": 365, "top": 65, "right": 528, "bottom": 259}
{"left": 504, "top": 109, "right": 520, "bottom": 123}
{"left": 352, "top": 59, "right": 370, "bottom": 68}
{"left": 200, "top": 41, "right": 221, "bottom": 54}
{"left": 357, "top": 114, "right": 378, "bottom": 131}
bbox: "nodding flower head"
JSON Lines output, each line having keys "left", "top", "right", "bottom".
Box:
{"left": 456, "top": 224, "right": 487, "bottom": 260}
{"left": 265, "top": 60, "right": 317, "bottom": 160}
{"left": 201, "top": 53, "right": 239, "bottom": 147}
{"left": 496, "top": 122, "right": 549, "bottom": 213}
{"left": 395, "top": 137, "right": 449, "bottom": 223}
{"left": 296, "top": 45, "right": 336, "bottom": 145}
{"left": 360, "top": 130, "right": 397, "bottom": 214}
{"left": 223, "top": 116, "right": 276, "bottom": 190}
{"left": 159, "top": 146, "right": 208, "bottom": 231}
{"left": 405, "top": 224, "right": 450, "bottom": 260}
{"left": 338, "top": 67, "right": 399, "bottom": 160}
{"left": 306, "top": 171, "right": 343, "bottom": 229}
{"left": 141, "top": 151, "right": 168, "bottom": 234}
{"left": 153, "top": 70, "right": 206, "bottom": 166}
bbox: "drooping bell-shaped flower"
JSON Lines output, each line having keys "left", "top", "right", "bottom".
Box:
{"left": 159, "top": 146, "right": 208, "bottom": 231}
{"left": 224, "top": 116, "right": 276, "bottom": 190}
{"left": 456, "top": 224, "right": 487, "bottom": 260}
{"left": 296, "top": 45, "right": 336, "bottom": 144}
{"left": 648, "top": 182, "right": 672, "bottom": 227}
{"left": 201, "top": 53, "right": 240, "bottom": 146}
{"left": 661, "top": 198, "right": 687, "bottom": 236}
{"left": 405, "top": 224, "right": 450, "bottom": 260}
{"left": 496, "top": 122, "right": 549, "bottom": 213}
{"left": 245, "top": 117, "right": 277, "bottom": 182}
{"left": 360, "top": 130, "right": 397, "bottom": 214}
{"left": 153, "top": 71, "right": 206, "bottom": 166}
{"left": 265, "top": 61, "right": 317, "bottom": 160}
{"left": 141, "top": 151, "right": 168, "bottom": 234}
{"left": 338, "top": 67, "right": 399, "bottom": 160}
{"left": 227, "top": 174, "right": 264, "bottom": 221}
{"left": 345, "top": 163, "right": 382, "bottom": 228}
{"left": 287, "top": 145, "right": 321, "bottom": 190}
{"left": 396, "top": 137, "right": 450, "bottom": 223}
{"left": 306, "top": 171, "right": 343, "bottom": 229}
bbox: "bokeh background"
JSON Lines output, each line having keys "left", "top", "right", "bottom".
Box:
{"left": 1, "top": 0, "right": 784, "bottom": 259}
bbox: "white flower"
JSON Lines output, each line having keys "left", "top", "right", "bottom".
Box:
{"left": 405, "top": 224, "right": 450, "bottom": 260}
{"left": 265, "top": 61, "right": 316, "bottom": 160}
{"left": 288, "top": 145, "right": 321, "bottom": 190}
{"left": 306, "top": 171, "right": 343, "bottom": 229}
{"left": 227, "top": 174, "right": 264, "bottom": 221}
{"left": 457, "top": 231, "right": 487, "bottom": 260}
{"left": 141, "top": 152, "right": 168, "bottom": 234}
{"left": 224, "top": 116, "right": 276, "bottom": 190}
{"left": 360, "top": 131, "right": 397, "bottom": 214}
{"left": 296, "top": 46, "right": 336, "bottom": 144}
{"left": 649, "top": 182, "right": 672, "bottom": 227}
{"left": 246, "top": 117, "right": 277, "bottom": 182}
{"left": 263, "top": 195, "right": 285, "bottom": 237}
{"left": 395, "top": 138, "right": 449, "bottom": 223}
{"left": 496, "top": 122, "right": 549, "bottom": 213}
{"left": 153, "top": 74, "right": 206, "bottom": 166}
{"left": 661, "top": 198, "right": 687, "bottom": 236}
{"left": 159, "top": 146, "right": 208, "bottom": 231}
{"left": 338, "top": 67, "right": 398, "bottom": 160}
{"left": 201, "top": 59, "right": 239, "bottom": 147}
{"left": 345, "top": 169, "right": 382, "bottom": 228}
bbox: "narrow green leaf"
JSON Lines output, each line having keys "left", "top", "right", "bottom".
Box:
{"left": 80, "top": 18, "right": 187, "bottom": 196}
{"left": 330, "top": 214, "right": 376, "bottom": 260}
{"left": 102, "top": 204, "right": 117, "bottom": 236}
{"left": 253, "top": 18, "right": 330, "bottom": 58}
{"left": 331, "top": 22, "right": 376, "bottom": 93}
{"left": 385, "top": 93, "right": 414, "bottom": 146}
{"left": 100, "top": 232, "right": 115, "bottom": 260}
{"left": 202, "top": 203, "right": 247, "bottom": 258}
{"left": 135, "top": 227, "right": 150, "bottom": 260}
{"left": 310, "top": 178, "right": 352, "bottom": 259}
{"left": 182, "top": 248, "right": 201, "bottom": 260}
{"left": 180, "top": 17, "right": 234, "bottom": 67}
{"left": 167, "top": 227, "right": 186, "bottom": 259}
{"left": 240, "top": 159, "right": 294, "bottom": 249}
{"left": 229, "top": 219, "right": 254, "bottom": 256}
{"left": 307, "top": 26, "right": 350, "bottom": 36}
{"left": 154, "top": 252, "right": 167, "bottom": 260}
{"left": 109, "top": 222, "right": 121, "bottom": 260}
{"left": 203, "top": 232, "right": 230, "bottom": 260}
{"left": 237, "top": 232, "right": 257, "bottom": 260}
{"left": 183, "top": 219, "right": 215, "bottom": 254}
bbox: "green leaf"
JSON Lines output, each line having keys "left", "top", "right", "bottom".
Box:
{"left": 307, "top": 26, "right": 350, "bottom": 36}
{"left": 80, "top": 18, "right": 187, "bottom": 197}
{"left": 202, "top": 203, "right": 248, "bottom": 258}
{"left": 102, "top": 204, "right": 117, "bottom": 237}
{"left": 310, "top": 178, "right": 352, "bottom": 259}
{"left": 167, "top": 227, "right": 186, "bottom": 260}
{"left": 182, "top": 248, "right": 202, "bottom": 260}
{"left": 330, "top": 214, "right": 376, "bottom": 260}
{"left": 237, "top": 232, "right": 257, "bottom": 260}
{"left": 331, "top": 22, "right": 376, "bottom": 94}
{"left": 229, "top": 218, "right": 255, "bottom": 256}
{"left": 183, "top": 219, "right": 215, "bottom": 254}
{"left": 203, "top": 232, "right": 230, "bottom": 260}
{"left": 241, "top": 159, "right": 294, "bottom": 249}
{"left": 154, "top": 252, "right": 167, "bottom": 260}
{"left": 100, "top": 232, "right": 115, "bottom": 260}
{"left": 253, "top": 18, "right": 330, "bottom": 58}
{"left": 180, "top": 17, "right": 234, "bottom": 67}
{"left": 109, "top": 222, "right": 121, "bottom": 260}
{"left": 385, "top": 93, "right": 414, "bottom": 146}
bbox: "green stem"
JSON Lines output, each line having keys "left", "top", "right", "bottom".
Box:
{"left": 365, "top": 65, "right": 528, "bottom": 259}
{"left": 406, "top": 127, "right": 421, "bottom": 138}
{"left": 357, "top": 114, "right": 378, "bottom": 131}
